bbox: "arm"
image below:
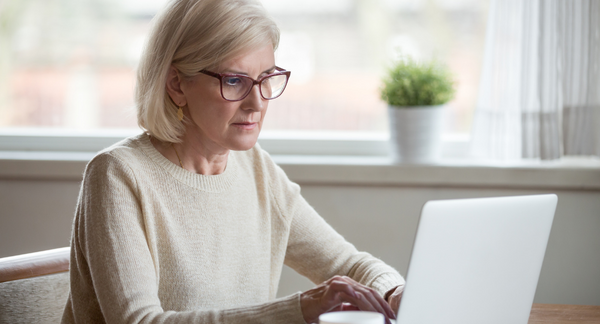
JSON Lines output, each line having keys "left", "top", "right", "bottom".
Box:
{"left": 268, "top": 165, "right": 404, "bottom": 295}
{"left": 284, "top": 195, "right": 403, "bottom": 323}
{"left": 284, "top": 197, "right": 404, "bottom": 294}
{"left": 260, "top": 151, "right": 404, "bottom": 322}
{"left": 65, "top": 152, "right": 305, "bottom": 324}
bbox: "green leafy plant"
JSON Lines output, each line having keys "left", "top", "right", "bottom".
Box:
{"left": 380, "top": 57, "right": 456, "bottom": 107}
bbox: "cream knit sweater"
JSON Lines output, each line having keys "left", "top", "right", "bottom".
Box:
{"left": 61, "top": 133, "right": 404, "bottom": 324}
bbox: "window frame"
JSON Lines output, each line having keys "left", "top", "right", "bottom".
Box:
{"left": 0, "top": 128, "right": 470, "bottom": 159}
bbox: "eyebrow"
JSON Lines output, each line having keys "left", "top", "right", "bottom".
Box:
{"left": 223, "top": 65, "right": 276, "bottom": 76}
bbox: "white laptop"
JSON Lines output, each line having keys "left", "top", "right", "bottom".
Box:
{"left": 395, "top": 194, "right": 557, "bottom": 324}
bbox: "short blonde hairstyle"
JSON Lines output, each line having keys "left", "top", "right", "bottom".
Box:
{"left": 136, "top": 0, "right": 280, "bottom": 143}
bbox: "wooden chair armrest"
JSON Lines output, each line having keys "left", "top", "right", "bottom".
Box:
{"left": 0, "top": 247, "right": 70, "bottom": 283}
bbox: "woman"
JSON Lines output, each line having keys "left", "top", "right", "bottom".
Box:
{"left": 62, "top": 0, "right": 404, "bottom": 323}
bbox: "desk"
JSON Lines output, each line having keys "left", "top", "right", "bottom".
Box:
{"left": 529, "top": 304, "right": 600, "bottom": 323}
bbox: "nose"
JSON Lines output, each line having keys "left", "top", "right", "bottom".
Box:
{"left": 241, "top": 84, "right": 265, "bottom": 111}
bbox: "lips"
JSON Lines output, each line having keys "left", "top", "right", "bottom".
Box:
{"left": 232, "top": 121, "right": 258, "bottom": 130}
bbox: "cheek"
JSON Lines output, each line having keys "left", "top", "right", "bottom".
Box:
{"left": 188, "top": 92, "right": 230, "bottom": 118}
{"left": 260, "top": 103, "right": 269, "bottom": 122}
{"left": 197, "top": 103, "right": 241, "bottom": 131}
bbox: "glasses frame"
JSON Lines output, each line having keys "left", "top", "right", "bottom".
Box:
{"left": 200, "top": 66, "right": 291, "bottom": 102}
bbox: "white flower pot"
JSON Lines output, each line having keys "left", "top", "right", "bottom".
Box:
{"left": 388, "top": 105, "right": 444, "bottom": 163}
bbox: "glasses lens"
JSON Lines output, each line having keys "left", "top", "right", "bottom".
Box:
{"left": 260, "top": 74, "right": 288, "bottom": 99}
{"left": 221, "top": 75, "right": 253, "bottom": 100}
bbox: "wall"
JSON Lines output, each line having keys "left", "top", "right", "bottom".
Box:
{"left": 278, "top": 184, "right": 600, "bottom": 307}
{"left": 1, "top": 156, "right": 599, "bottom": 306}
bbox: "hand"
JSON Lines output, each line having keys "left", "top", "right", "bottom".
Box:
{"left": 384, "top": 285, "right": 404, "bottom": 316}
{"left": 300, "top": 276, "right": 396, "bottom": 324}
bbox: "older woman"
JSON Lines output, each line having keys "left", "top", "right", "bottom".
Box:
{"left": 62, "top": 0, "right": 404, "bottom": 323}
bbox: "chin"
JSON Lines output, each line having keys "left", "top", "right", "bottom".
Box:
{"left": 230, "top": 136, "right": 259, "bottom": 151}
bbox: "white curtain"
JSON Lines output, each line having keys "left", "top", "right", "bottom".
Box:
{"left": 470, "top": 0, "right": 600, "bottom": 160}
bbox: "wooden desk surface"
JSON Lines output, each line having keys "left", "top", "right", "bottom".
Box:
{"left": 529, "top": 304, "right": 600, "bottom": 323}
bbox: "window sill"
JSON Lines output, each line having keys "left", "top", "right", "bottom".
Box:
{"left": 272, "top": 155, "right": 600, "bottom": 191}
{"left": 1, "top": 151, "right": 599, "bottom": 191}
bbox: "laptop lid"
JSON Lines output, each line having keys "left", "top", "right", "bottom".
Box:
{"left": 396, "top": 194, "right": 557, "bottom": 324}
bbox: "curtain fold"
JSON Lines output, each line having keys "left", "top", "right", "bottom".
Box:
{"left": 470, "top": 0, "right": 599, "bottom": 161}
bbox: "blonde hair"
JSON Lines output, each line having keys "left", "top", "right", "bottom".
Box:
{"left": 135, "top": 0, "right": 280, "bottom": 143}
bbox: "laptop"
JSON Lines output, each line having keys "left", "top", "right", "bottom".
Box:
{"left": 394, "top": 194, "right": 557, "bottom": 324}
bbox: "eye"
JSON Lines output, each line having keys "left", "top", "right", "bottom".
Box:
{"left": 223, "top": 76, "right": 243, "bottom": 87}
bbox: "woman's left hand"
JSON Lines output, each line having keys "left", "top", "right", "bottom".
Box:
{"left": 384, "top": 285, "right": 404, "bottom": 316}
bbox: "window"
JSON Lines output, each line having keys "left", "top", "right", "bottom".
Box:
{"left": 0, "top": 0, "right": 488, "bottom": 154}
{"left": 266, "top": 0, "right": 488, "bottom": 135}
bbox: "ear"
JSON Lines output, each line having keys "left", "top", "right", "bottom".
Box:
{"left": 165, "top": 65, "right": 186, "bottom": 107}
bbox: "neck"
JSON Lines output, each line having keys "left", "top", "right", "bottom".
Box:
{"left": 151, "top": 136, "right": 230, "bottom": 176}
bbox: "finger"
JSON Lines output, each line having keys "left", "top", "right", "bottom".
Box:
{"left": 355, "top": 292, "right": 394, "bottom": 324}
{"left": 331, "top": 287, "right": 392, "bottom": 324}
{"left": 357, "top": 289, "right": 396, "bottom": 320}
{"left": 340, "top": 303, "right": 360, "bottom": 311}
{"left": 336, "top": 277, "right": 396, "bottom": 320}
{"left": 324, "top": 277, "right": 394, "bottom": 321}
{"left": 350, "top": 291, "right": 381, "bottom": 313}
{"left": 302, "top": 277, "right": 377, "bottom": 324}
{"left": 320, "top": 284, "right": 361, "bottom": 313}
{"left": 326, "top": 278, "right": 360, "bottom": 301}
{"left": 323, "top": 281, "right": 375, "bottom": 312}
{"left": 389, "top": 296, "right": 400, "bottom": 316}
{"left": 390, "top": 289, "right": 403, "bottom": 316}
{"left": 370, "top": 287, "right": 396, "bottom": 319}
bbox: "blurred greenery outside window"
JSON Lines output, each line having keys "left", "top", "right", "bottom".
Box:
{"left": 0, "top": 0, "right": 488, "bottom": 138}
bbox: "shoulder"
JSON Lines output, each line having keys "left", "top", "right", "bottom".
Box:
{"left": 83, "top": 133, "right": 149, "bottom": 184}
{"left": 95, "top": 133, "right": 148, "bottom": 164}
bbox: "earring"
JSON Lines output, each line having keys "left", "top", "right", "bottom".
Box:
{"left": 177, "top": 106, "right": 184, "bottom": 121}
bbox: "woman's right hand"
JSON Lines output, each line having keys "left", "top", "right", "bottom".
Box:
{"left": 300, "top": 276, "right": 396, "bottom": 324}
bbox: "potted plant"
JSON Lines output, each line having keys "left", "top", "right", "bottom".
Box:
{"left": 380, "top": 57, "right": 455, "bottom": 163}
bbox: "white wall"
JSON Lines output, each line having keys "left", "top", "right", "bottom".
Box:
{"left": 1, "top": 158, "right": 599, "bottom": 306}
{"left": 278, "top": 185, "right": 600, "bottom": 307}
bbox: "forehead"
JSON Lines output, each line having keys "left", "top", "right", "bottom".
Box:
{"left": 217, "top": 43, "right": 275, "bottom": 75}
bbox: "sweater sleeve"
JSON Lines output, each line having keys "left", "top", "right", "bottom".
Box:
{"left": 64, "top": 152, "right": 306, "bottom": 324}
{"left": 261, "top": 152, "right": 405, "bottom": 297}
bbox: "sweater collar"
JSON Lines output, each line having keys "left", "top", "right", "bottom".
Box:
{"left": 136, "top": 133, "right": 238, "bottom": 192}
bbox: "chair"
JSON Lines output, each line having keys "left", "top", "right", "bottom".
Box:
{"left": 0, "top": 247, "right": 70, "bottom": 324}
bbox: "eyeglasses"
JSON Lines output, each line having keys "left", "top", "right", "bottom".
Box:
{"left": 200, "top": 66, "right": 291, "bottom": 102}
